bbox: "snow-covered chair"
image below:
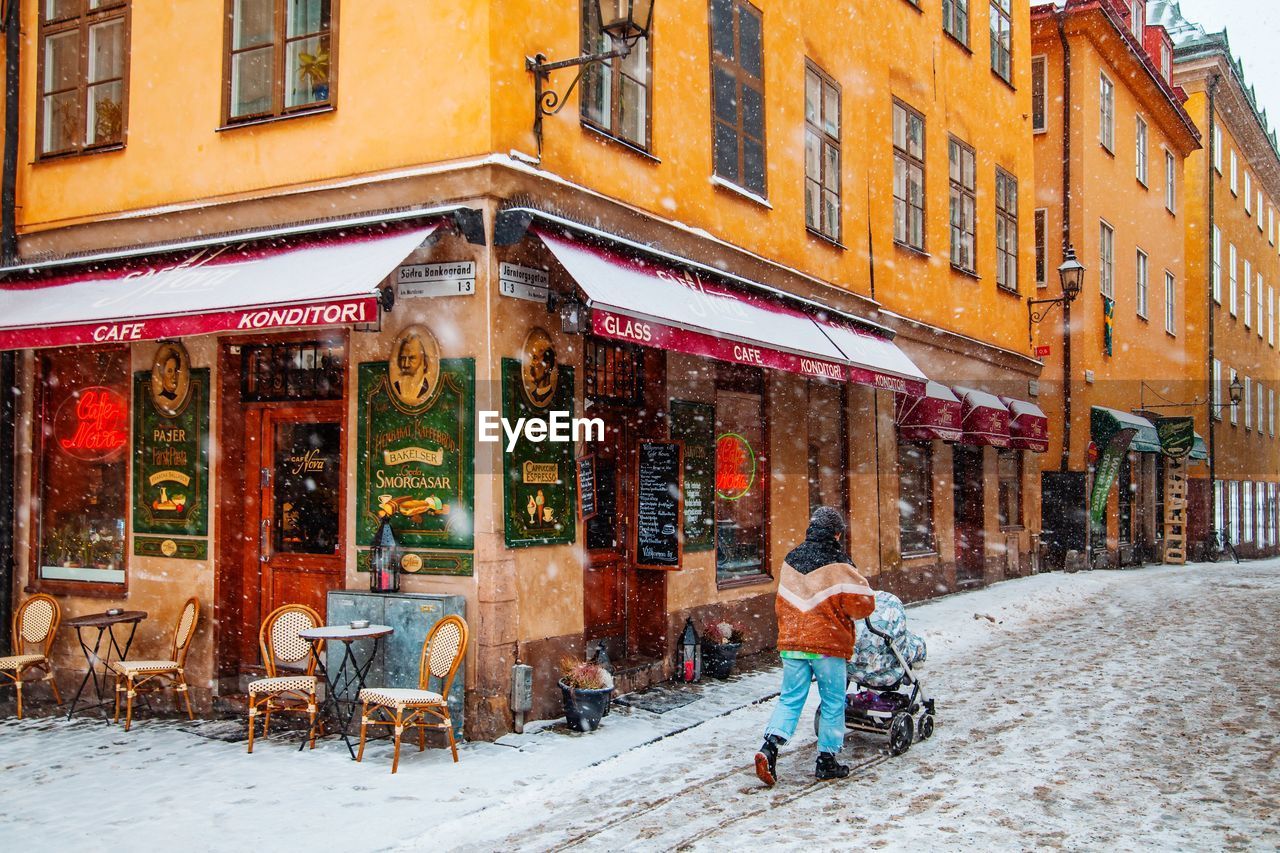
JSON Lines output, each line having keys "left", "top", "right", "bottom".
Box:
{"left": 247, "top": 603, "right": 323, "bottom": 753}
{"left": 0, "top": 594, "right": 62, "bottom": 718}
{"left": 111, "top": 597, "right": 199, "bottom": 730}
{"left": 356, "top": 615, "right": 468, "bottom": 773}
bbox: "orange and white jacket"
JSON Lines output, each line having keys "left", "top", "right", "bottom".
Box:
{"left": 775, "top": 560, "right": 876, "bottom": 659}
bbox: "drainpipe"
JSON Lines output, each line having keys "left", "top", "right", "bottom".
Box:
{"left": 2, "top": 0, "right": 20, "bottom": 265}
{"left": 1206, "top": 74, "right": 1219, "bottom": 534}
{"left": 0, "top": 0, "right": 20, "bottom": 653}
{"left": 1057, "top": 15, "right": 1073, "bottom": 476}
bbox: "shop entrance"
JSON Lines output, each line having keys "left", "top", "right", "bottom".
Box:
{"left": 953, "top": 445, "right": 986, "bottom": 586}
{"left": 216, "top": 334, "right": 348, "bottom": 679}
{"left": 581, "top": 340, "right": 667, "bottom": 664}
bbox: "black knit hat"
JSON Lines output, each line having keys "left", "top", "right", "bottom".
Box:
{"left": 807, "top": 506, "right": 846, "bottom": 540}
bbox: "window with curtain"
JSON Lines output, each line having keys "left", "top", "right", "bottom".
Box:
{"left": 898, "top": 442, "right": 935, "bottom": 555}
{"left": 581, "top": 0, "right": 651, "bottom": 149}
{"left": 225, "top": 0, "right": 334, "bottom": 123}
{"left": 37, "top": 347, "right": 130, "bottom": 585}
{"left": 38, "top": 0, "right": 129, "bottom": 157}
{"left": 893, "top": 100, "right": 926, "bottom": 251}
{"left": 949, "top": 137, "right": 976, "bottom": 273}
{"left": 710, "top": 0, "right": 767, "bottom": 197}
{"left": 804, "top": 63, "right": 841, "bottom": 242}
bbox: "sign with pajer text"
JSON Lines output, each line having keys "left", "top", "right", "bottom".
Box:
{"left": 132, "top": 369, "right": 209, "bottom": 536}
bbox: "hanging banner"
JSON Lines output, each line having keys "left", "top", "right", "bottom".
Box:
{"left": 501, "top": 356, "right": 577, "bottom": 547}
{"left": 1088, "top": 409, "right": 1137, "bottom": 525}
{"left": 132, "top": 368, "right": 210, "bottom": 536}
{"left": 669, "top": 400, "right": 715, "bottom": 551}
{"left": 356, "top": 358, "right": 475, "bottom": 552}
{"left": 1156, "top": 417, "right": 1195, "bottom": 459}
{"left": 1102, "top": 294, "right": 1115, "bottom": 357}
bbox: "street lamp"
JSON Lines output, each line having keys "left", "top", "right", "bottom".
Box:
{"left": 1028, "top": 245, "right": 1086, "bottom": 345}
{"left": 526, "top": 1, "right": 655, "bottom": 159}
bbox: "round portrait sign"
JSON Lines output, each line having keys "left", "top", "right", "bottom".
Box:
{"left": 150, "top": 341, "right": 192, "bottom": 417}
{"left": 520, "top": 327, "right": 560, "bottom": 409}
{"left": 387, "top": 324, "right": 442, "bottom": 411}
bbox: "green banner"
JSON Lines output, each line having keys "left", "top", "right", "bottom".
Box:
{"left": 1102, "top": 294, "right": 1115, "bottom": 356}
{"left": 1088, "top": 409, "right": 1137, "bottom": 526}
{"left": 1156, "top": 417, "right": 1195, "bottom": 459}
{"left": 669, "top": 400, "right": 715, "bottom": 552}
{"left": 132, "top": 369, "right": 209, "bottom": 536}
{"left": 502, "top": 358, "right": 577, "bottom": 548}
{"left": 356, "top": 359, "right": 475, "bottom": 550}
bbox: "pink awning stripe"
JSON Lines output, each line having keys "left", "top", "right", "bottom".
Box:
{"left": 1000, "top": 396, "right": 1050, "bottom": 453}
{"left": 952, "top": 386, "right": 1012, "bottom": 448}
{"left": 896, "top": 381, "right": 963, "bottom": 442}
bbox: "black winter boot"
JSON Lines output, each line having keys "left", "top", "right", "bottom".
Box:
{"left": 815, "top": 752, "right": 850, "bottom": 780}
{"left": 754, "top": 735, "right": 784, "bottom": 787}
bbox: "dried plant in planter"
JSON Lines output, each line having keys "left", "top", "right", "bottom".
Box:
{"left": 702, "top": 620, "right": 748, "bottom": 646}
{"left": 559, "top": 657, "right": 612, "bottom": 691}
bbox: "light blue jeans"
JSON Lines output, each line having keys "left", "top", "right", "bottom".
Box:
{"left": 764, "top": 655, "right": 848, "bottom": 754}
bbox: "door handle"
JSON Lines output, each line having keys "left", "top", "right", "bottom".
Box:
{"left": 260, "top": 519, "right": 270, "bottom": 562}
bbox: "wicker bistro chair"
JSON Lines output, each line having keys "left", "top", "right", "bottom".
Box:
{"left": 111, "top": 597, "right": 199, "bottom": 731}
{"left": 0, "top": 594, "right": 63, "bottom": 718}
{"left": 356, "top": 615, "right": 468, "bottom": 773}
{"left": 247, "top": 603, "right": 324, "bottom": 753}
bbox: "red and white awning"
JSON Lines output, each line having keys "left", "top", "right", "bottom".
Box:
{"left": 536, "top": 230, "right": 927, "bottom": 395}
{"left": 0, "top": 225, "right": 438, "bottom": 350}
{"left": 1000, "top": 396, "right": 1050, "bottom": 453}
{"left": 896, "top": 381, "right": 963, "bottom": 442}
{"left": 952, "top": 386, "right": 1012, "bottom": 448}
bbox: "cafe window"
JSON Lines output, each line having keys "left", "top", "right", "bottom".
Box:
{"left": 897, "top": 441, "right": 934, "bottom": 555}
{"left": 807, "top": 380, "right": 847, "bottom": 517}
{"left": 224, "top": 0, "right": 334, "bottom": 124}
{"left": 38, "top": 0, "right": 129, "bottom": 157}
{"left": 584, "top": 338, "right": 645, "bottom": 405}
{"left": 710, "top": 0, "right": 767, "bottom": 197}
{"left": 36, "top": 347, "right": 130, "bottom": 585}
{"left": 716, "top": 364, "right": 768, "bottom": 583}
{"left": 241, "top": 339, "right": 345, "bottom": 402}
{"left": 581, "top": 0, "right": 651, "bottom": 149}
{"left": 997, "top": 447, "right": 1022, "bottom": 528}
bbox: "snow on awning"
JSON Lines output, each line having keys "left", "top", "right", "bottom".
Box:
{"left": 952, "top": 386, "right": 1011, "bottom": 448}
{"left": 0, "top": 224, "right": 438, "bottom": 350}
{"left": 1000, "top": 396, "right": 1049, "bottom": 453}
{"left": 896, "top": 381, "right": 963, "bottom": 443}
{"left": 535, "top": 229, "right": 927, "bottom": 394}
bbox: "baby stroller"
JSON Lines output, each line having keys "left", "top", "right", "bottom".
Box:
{"left": 815, "top": 591, "right": 934, "bottom": 756}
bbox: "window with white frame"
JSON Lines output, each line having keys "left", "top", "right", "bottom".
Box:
{"left": 1035, "top": 208, "right": 1047, "bottom": 287}
{"left": 1130, "top": 0, "right": 1143, "bottom": 37}
{"left": 1229, "top": 243, "right": 1238, "bottom": 316}
{"left": 1230, "top": 367, "right": 1239, "bottom": 425}
{"left": 1165, "top": 150, "right": 1176, "bottom": 212}
{"left": 1164, "top": 270, "right": 1176, "bottom": 334}
{"left": 1213, "top": 226, "right": 1222, "bottom": 303}
{"left": 1099, "top": 73, "right": 1114, "bottom": 152}
{"left": 1258, "top": 273, "right": 1265, "bottom": 339}
{"left": 1258, "top": 383, "right": 1264, "bottom": 436}
{"left": 1245, "top": 172, "right": 1252, "bottom": 211}
{"left": 1229, "top": 481, "right": 1239, "bottom": 542}
{"left": 1136, "top": 249, "right": 1149, "bottom": 318}
{"left": 1271, "top": 387, "right": 1276, "bottom": 436}
{"left": 1270, "top": 206, "right": 1275, "bottom": 244}
{"left": 1135, "top": 116, "right": 1148, "bottom": 184}
{"left": 1258, "top": 191, "right": 1264, "bottom": 229}
{"left": 1269, "top": 286, "right": 1275, "bottom": 346}
{"left": 1212, "top": 358, "right": 1222, "bottom": 420}
{"left": 1243, "top": 482, "right": 1253, "bottom": 542}
{"left": 1231, "top": 149, "right": 1238, "bottom": 194}
{"left": 1160, "top": 42, "right": 1171, "bottom": 81}
{"left": 1100, "top": 221, "right": 1114, "bottom": 297}
{"left": 1244, "top": 259, "right": 1252, "bottom": 327}
{"left": 1031, "top": 56, "right": 1046, "bottom": 133}
{"left": 1245, "top": 375, "right": 1252, "bottom": 429}
{"left": 1214, "top": 124, "right": 1222, "bottom": 172}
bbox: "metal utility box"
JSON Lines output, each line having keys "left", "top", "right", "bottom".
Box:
{"left": 325, "top": 590, "right": 467, "bottom": 737}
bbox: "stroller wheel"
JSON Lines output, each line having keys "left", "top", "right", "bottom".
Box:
{"left": 888, "top": 712, "right": 913, "bottom": 756}
{"left": 917, "top": 714, "right": 935, "bottom": 741}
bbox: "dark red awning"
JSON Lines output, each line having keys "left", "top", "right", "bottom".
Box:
{"left": 896, "top": 381, "right": 963, "bottom": 442}
{"left": 1001, "top": 397, "right": 1049, "bottom": 453}
{"left": 952, "top": 386, "right": 1011, "bottom": 448}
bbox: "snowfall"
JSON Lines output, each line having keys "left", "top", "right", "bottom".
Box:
{"left": 1, "top": 560, "right": 1277, "bottom": 852}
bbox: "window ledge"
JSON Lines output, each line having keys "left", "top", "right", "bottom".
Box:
{"left": 582, "top": 122, "right": 660, "bottom": 163}
{"left": 716, "top": 572, "right": 773, "bottom": 591}
{"left": 218, "top": 105, "right": 335, "bottom": 132}
{"left": 806, "top": 227, "right": 846, "bottom": 250}
{"left": 1033, "top": 127, "right": 1048, "bottom": 135}
{"left": 1101, "top": 144, "right": 1116, "bottom": 157}
{"left": 951, "top": 264, "right": 980, "bottom": 281}
{"left": 1000, "top": 525, "right": 1026, "bottom": 533}
{"left": 899, "top": 0, "right": 924, "bottom": 12}
{"left": 710, "top": 175, "right": 772, "bottom": 209}
{"left": 900, "top": 550, "right": 940, "bottom": 562}
{"left": 1165, "top": 329, "right": 1177, "bottom": 339}
{"left": 34, "top": 142, "right": 125, "bottom": 164}
{"left": 1137, "top": 178, "right": 1148, "bottom": 190}
{"left": 893, "top": 241, "right": 929, "bottom": 259}
{"left": 1137, "top": 312, "right": 1149, "bottom": 323}
{"left": 991, "top": 70, "right": 1016, "bottom": 93}
{"left": 996, "top": 284, "right": 1022, "bottom": 299}
{"left": 944, "top": 32, "right": 973, "bottom": 54}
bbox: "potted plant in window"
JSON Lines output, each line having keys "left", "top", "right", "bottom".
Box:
{"left": 558, "top": 657, "right": 614, "bottom": 732}
{"left": 701, "top": 620, "right": 747, "bottom": 679}
{"left": 297, "top": 49, "right": 330, "bottom": 101}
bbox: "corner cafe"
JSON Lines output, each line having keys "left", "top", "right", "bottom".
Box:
{"left": 0, "top": 205, "right": 1044, "bottom": 737}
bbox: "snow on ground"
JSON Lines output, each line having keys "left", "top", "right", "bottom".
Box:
{"left": 2, "top": 562, "right": 1277, "bottom": 852}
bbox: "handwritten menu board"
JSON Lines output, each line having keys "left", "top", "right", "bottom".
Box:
{"left": 669, "top": 400, "right": 715, "bottom": 551}
{"left": 635, "top": 440, "right": 682, "bottom": 569}
{"left": 577, "top": 455, "right": 598, "bottom": 521}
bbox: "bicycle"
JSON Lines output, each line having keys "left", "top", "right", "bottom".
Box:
{"left": 1202, "top": 528, "right": 1240, "bottom": 564}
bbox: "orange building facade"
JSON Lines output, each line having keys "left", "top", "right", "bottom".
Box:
{"left": 0, "top": 1, "right": 1043, "bottom": 737}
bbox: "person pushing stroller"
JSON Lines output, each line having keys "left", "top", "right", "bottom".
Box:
{"left": 754, "top": 507, "right": 875, "bottom": 786}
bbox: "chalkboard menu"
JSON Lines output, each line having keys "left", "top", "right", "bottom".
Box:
{"left": 577, "top": 455, "right": 598, "bottom": 521}
{"left": 635, "top": 440, "right": 683, "bottom": 569}
{"left": 669, "top": 400, "right": 715, "bottom": 551}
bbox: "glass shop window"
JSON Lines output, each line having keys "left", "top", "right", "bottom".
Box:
{"left": 898, "top": 441, "right": 935, "bottom": 555}
{"left": 807, "top": 379, "right": 847, "bottom": 517}
{"left": 37, "top": 346, "right": 130, "bottom": 585}
{"left": 716, "top": 364, "right": 767, "bottom": 583}
{"left": 998, "top": 447, "right": 1023, "bottom": 528}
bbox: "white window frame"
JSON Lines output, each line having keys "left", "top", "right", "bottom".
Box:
{"left": 1245, "top": 171, "right": 1252, "bottom": 212}
{"left": 1160, "top": 42, "right": 1171, "bottom": 81}
{"left": 1244, "top": 259, "right": 1252, "bottom": 327}
{"left": 1245, "top": 375, "right": 1252, "bottom": 430}
{"left": 1258, "top": 191, "right": 1264, "bottom": 229}
{"left": 1270, "top": 206, "right": 1275, "bottom": 245}
{"left": 1099, "top": 73, "right": 1115, "bottom": 152}
{"left": 1231, "top": 149, "right": 1238, "bottom": 194}
{"left": 1243, "top": 482, "right": 1253, "bottom": 542}
{"left": 1100, "top": 220, "right": 1115, "bottom": 298}
{"left": 1269, "top": 286, "right": 1275, "bottom": 346}
{"left": 1034, "top": 208, "right": 1048, "bottom": 288}
{"left": 1213, "top": 226, "right": 1221, "bottom": 303}
{"left": 1130, "top": 0, "right": 1143, "bottom": 37}
{"left": 1259, "top": 273, "right": 1265, "bottom": 339}
{"left": 1213, "top": 124, "right": 1222, "bottom": 172}
{"left": 1135, "top": 116, "right": 1148, "bottom": 185}
{"left": 1230, "top": 367, "right": 1239, "bottom": 425}
{"left": 1136, "top": 248, "right": 1149, "bottom": 318}
{"left": 1164, "top": 270, "right": 1176, "bottom": 335}
{"left": 1212, "top": 359, "right": 1222, "bottom": 420}
{"left": 1165, "top": 149, "right": 1176, "bottom": 212}
{"left": 1229, "top": 243, "right": 1238, "bottom": 316}
{"left": 1271, "top": 387, "right": 1276, "bottom": 437}
{"left": 1031, "top": 55, "right": 1047, "bottom": 134}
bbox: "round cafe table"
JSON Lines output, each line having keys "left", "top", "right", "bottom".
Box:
{"left": 63, "top": 610, "right": 147, "bottom": 720}
{"left": 298, "top": 624, "right": 393, "bottom": 759}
